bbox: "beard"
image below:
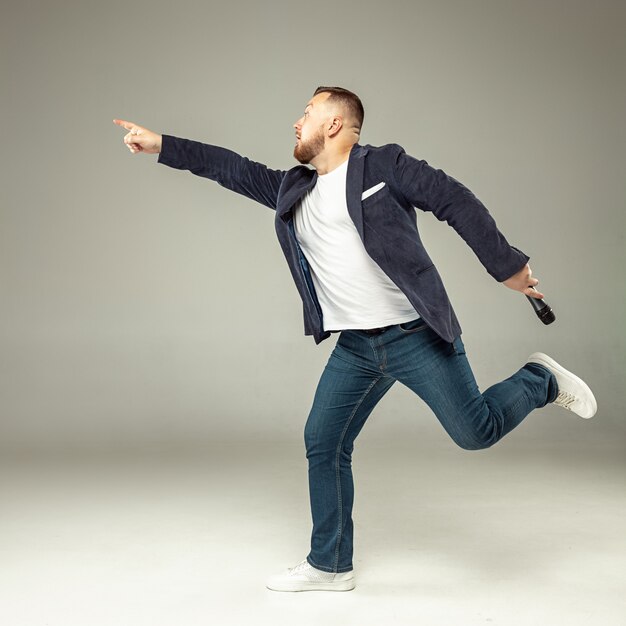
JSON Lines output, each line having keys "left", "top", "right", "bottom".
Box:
{"left": 293, "top": 124, "right": 325, "bottom": 164}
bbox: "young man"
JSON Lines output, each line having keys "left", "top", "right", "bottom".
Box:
{"left": 114, "top": 86, "right": 597, "bottom": 593}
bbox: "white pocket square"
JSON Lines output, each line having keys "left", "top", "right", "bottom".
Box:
{"left": 361, "top": 182, "right": 386, "bottom": 201}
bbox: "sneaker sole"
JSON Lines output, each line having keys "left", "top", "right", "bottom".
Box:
{"left": 266, "top": 579, "right": 355, "bottom": 592}
{"left": 527, "top": 352, "right": 597, "bottom": 418}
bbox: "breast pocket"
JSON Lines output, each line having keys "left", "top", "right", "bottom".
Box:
{"left": 360, "top": 183, "right": 398, "bottom": 224}
{"left": 361, "top": 182, "right": 387, "bottom": 202}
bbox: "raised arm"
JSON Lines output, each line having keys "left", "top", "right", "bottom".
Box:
{"left": 113, "top": 119, "right": 286, "bottom": 210}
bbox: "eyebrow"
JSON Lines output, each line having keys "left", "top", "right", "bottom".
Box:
{"left": 304, "top": 103, "right": 313, "bottom": 111}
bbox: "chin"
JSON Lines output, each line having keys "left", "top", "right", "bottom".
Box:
{"left": 293, "top": 148, "right": 310, "bottom": 165}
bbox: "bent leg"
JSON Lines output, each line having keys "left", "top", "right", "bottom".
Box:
{"left": 386, "top": 329, "right": 558, "bottom": 450}
{"left": 304, "top": 334, "right": 395, "bottom": 573}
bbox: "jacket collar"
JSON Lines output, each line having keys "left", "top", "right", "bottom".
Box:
{"left": 277, "top": 143, "right": 368, "bottom": 229}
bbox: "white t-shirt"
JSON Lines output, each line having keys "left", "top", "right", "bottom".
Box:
{"left": 293, "top": 158, "right": 419, "bottom": 331}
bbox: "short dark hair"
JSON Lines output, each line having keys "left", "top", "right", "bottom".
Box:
{"left": 313, "top": 86, "right": 364, "bottom": 134}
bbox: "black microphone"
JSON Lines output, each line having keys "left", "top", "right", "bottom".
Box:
{"left": 526, "top": 287, "right": 555, "bottom": 325}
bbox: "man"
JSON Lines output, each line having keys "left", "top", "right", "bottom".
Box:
{"left": 114, "top": 86, "right": 597, "bottom": 593}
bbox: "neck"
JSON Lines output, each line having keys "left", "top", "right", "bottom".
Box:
{"left": 310, "top": 143, "right": 356, "bottom": 175}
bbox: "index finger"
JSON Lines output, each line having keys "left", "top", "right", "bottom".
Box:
{"left": 113, "top": 119, "right": 136, "bottom": 131}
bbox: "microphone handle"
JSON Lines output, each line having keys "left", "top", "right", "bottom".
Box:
{"left": 526, "top": 287, "right": 555, "bottom": 325}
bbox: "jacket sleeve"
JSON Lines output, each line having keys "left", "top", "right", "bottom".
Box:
{"left": 157, "top": 134, "right": 286, "bottom": 211}
{"left": 391, "top": 144, "right": 530, "bottom": 282}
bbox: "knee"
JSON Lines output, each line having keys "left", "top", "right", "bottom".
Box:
{"left": 304, "top": 421, "right": 329, "bottom": 457}
{"left": 455, "top": 437, "right": 494, "bottom": 451}
{"left": 442, "top": 412, "right": 499, "bottom": 451}
{"left": 304, "top": 422, "right": 352, "bottom": 462}
{"left": 303, "top": 423, "right": 317, "bottom": 454}
{"left": 449, "top": 429, "right": 496, "bottom": 451}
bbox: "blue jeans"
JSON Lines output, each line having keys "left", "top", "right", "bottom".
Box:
{"left": 303, "top": 318, "right": 558, "bottom": 573}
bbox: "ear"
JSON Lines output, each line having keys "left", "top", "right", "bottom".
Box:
{"left": 326, "top": 115, "right": 343, "bottom": 138}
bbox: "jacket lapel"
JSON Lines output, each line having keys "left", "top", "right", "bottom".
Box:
{"left": 276, "top": 143, "right": 368, "bottom": 230}
{"left": 345, "top": 143, "right": 368, "bottom": 240}
{"left": 276, "top": 170, "right": 317, "bottom": 221}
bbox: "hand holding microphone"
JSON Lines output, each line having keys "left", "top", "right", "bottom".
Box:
{"left": 525, "top": 287, "right": 555, "bottom": 324}
{"left": 503, "top": 263, "right": 556, "bottom": 325}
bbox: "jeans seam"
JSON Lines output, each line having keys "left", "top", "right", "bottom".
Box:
{"left": 371, "top": 336, "right": 387, "bottom": 372}
{"left": 333, "top": 375, "right": 382, "bottom": 571}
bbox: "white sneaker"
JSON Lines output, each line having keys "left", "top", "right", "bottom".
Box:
{"left": 266, "top": 558, "right": 355, "bottom": 592}
{"left": 527, "top": 352, "right": 597, "bottom": 418}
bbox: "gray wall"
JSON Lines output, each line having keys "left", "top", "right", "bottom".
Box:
{"left": 1, "top": 0, "right": 624, "bottom": 453}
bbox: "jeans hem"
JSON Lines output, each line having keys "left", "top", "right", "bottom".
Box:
{"left": 525, "top": 363, "right": 559, "bottom": 405}
{"left": 306, "top": 555, "right": 353, "bottom": 574}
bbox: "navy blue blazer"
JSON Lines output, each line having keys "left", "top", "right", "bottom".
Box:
{"left": 158, "top": 135, "right": 529, "bottom": 345}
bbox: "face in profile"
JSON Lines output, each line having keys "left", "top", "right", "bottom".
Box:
{"left": 293, "top": 93, "right": 330, "bottom": 164}
{"left": 293, "top": 124, "right": 325, "bottom": 164}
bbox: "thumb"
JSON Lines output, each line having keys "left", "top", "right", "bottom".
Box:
{"left": 524, "top": 285, "right": 545, "bottom": 299}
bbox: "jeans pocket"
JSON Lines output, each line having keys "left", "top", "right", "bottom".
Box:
{"left": 398, "top": 317, "right": 428, "bottom": 334}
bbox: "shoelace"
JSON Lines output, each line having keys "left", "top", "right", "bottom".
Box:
{"left": 555, "top": 390, "right": 577, "bottom": 410}
{"left": 289, "top": 559, "right": 311, "bottom": 574}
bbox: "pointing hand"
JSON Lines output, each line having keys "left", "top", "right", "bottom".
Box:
{"left": 113, "top": 119, "right": 162, "bottom": 154}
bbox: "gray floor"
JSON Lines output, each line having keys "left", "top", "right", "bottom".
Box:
{"left": 1, "top": 438, "right": 624, "bottom": 626}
